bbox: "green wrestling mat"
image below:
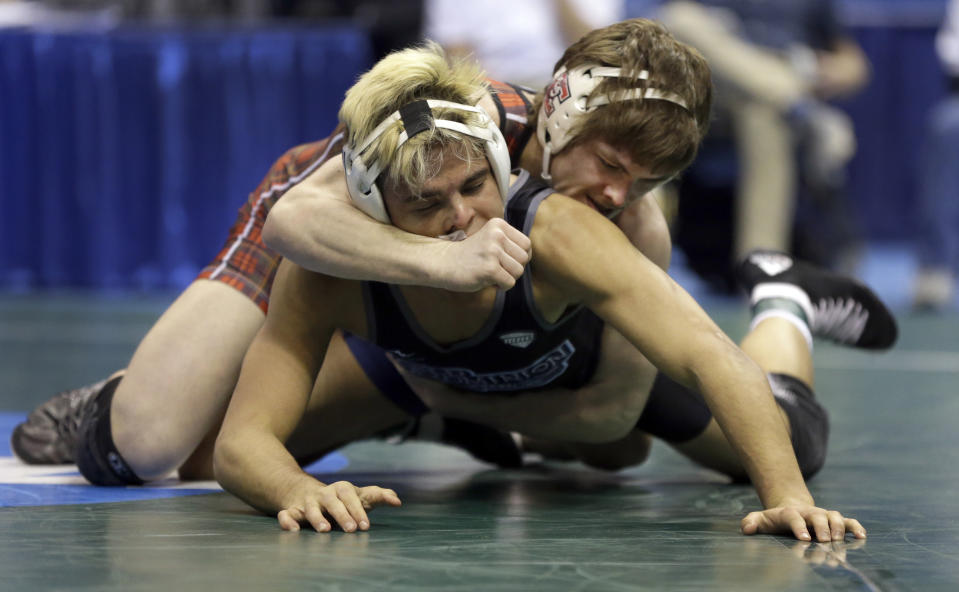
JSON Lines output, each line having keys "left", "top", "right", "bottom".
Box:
{"left": 2, "top": 277, "right": 958, "bottom": 590}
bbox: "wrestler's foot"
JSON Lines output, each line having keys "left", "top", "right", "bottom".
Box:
{"left": 439, "top": 418, "right": 524, "bottom": 469}
{"left": 736, "top": 250, "right": 898, "bottom": 350}
{"left": 380, "top": 415, "right": 524, "bottom": 469}
{"left": 10, "top": 379, "right": 107, "bottom": 464}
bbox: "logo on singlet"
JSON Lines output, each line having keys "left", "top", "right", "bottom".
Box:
{"left": 396, "top": 340, "right": 576, "bottom": 392}
{"left": 499, "top": 331, "right": 535, "bottom": 349}
{"left": 748, "top": 252, "right": 794, "bottom": 277}
{"left": 544, "top": 71, "right": 571, "bottom": 117}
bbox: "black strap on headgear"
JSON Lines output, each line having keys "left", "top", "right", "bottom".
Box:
{"left": 398, "top": 100, "right": 434, "bottom": 140}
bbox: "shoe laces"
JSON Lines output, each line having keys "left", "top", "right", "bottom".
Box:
{"left": 811, "top": 297, "right": 869, "bottom": 344}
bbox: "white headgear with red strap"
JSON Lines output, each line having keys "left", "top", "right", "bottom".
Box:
{"left": 537, "top": 65, "right": 689, "bottom": 180}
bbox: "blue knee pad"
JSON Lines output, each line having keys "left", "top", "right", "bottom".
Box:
{"left": 75, "top": 376, "right": 145, "bottom": 486}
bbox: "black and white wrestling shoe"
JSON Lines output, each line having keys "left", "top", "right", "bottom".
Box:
{"left": 736, "top": 250, "right": 898, "bottom": 350}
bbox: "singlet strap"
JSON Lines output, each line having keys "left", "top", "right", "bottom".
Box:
{"left": 501, "top": 171, "right": 555, "bottom": 329}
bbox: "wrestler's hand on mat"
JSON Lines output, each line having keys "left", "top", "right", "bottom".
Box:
{"left": 741, "top": 503, "right": 866, "bottom": 542}
{"left": 436, "top": 218, "right": 531, "bottom": 292}
{"left": 277, "top": 479, "right": 402, "bottom": 533}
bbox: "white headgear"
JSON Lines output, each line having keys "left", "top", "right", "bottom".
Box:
{"left": 342, "top": 99, "right": 511, "bottom": 223}
{"left": 536, "top": 65, "right": 689, "bottom": 180}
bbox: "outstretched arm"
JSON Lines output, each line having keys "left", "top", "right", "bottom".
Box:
{"left": 263, "top": 158, "right": 532, "bottom": 292}
{"left": 214, "top": 260, "right": 400, "bottom": 532}
{"left": 532, "top": 195, "right": 864, "bottom": 541}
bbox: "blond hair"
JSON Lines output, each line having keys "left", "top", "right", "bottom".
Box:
{"left": 339, "top": 43, "right": 490, "bottom": 196}
{"left": 537, "top": 19, "right": 712, "bottom": 174}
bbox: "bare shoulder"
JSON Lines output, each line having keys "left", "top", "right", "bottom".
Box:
{"left": 529, "top": 195, "right": 637, "bottom": 299}
{"left": 271, "top": 259, "right": 368, "bottom": 336}
{"left": 615, "top": 192, "right": 672, "bottom": 271}
{"left": 532, "top": 195, "right": 625, "bottom": 255}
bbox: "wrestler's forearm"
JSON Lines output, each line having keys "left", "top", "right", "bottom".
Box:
{"left": 214, "top": 364, "right": 323, "bottom": 516}
{"left": 264, "top": 186, "right": 447, "bottom": 286}
{"left": 214, "top": 370, "right": 320, "bottom": 516}
{"left": 214, "top": 428, "right": 318, "bottom": 515}
{"left": 266, "top": 179, "right": 530, "bottom": 292}
{"left": 692, "top": 343, "right": 814, "bottom": 508}
{"left": 214, "top": 270, "right": 334, "bottom": 516}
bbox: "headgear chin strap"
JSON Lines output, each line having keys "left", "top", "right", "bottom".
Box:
{"left": 536, "top": 65, "right": 689, "bottom": 181}
{"left": 342, "top": 99, "right": 511, "bottom": 223}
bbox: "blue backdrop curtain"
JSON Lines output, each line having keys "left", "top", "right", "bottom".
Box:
{"left": 1, "top": 4, "right": 954, "bottom": 290}
{"left": 0, "top": 23, "right": 372, "bottom": 291}
{"left": 842, "top": 19, "right": 949, "bottom": 241}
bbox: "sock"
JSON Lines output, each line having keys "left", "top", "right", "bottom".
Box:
{"left": 749, "top": 283, "right": 815, "bottom": 351}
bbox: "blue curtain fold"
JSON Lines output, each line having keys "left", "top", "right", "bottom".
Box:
{"left": 841, "top": 23, "right": 948, "bottom": 241}
{"left": 0, "top": 24, "right": 372, "bottom": 291}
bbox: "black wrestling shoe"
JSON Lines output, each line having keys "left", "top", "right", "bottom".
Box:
{"left": 378, "top": 415, "right": 524, "bottom": 469}
{"left": 439, "top": 418, "right": 524, "bottom": 469}
{"left": 736, "top": 250, "right": 898, "bottom": 350}
{"left": 10, "top": 378, "right": 107, "bottom": 464}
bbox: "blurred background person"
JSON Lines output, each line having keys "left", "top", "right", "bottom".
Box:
{"left": 268, "top": 1, "right": 425, "bottom": 60}
{"left": 423, "top": 0, "right": 623, "bottom": 88}
{"left": 657, "top": 0, "right": 870, "bottom": 292}
{"left": 20, "top": 2, "right": 423, "bottom": 60}
{"left": 913, "top": 0, "right": 959, "bottom": 311}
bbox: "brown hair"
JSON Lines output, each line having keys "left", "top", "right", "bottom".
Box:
{"left": 536, "top": 19, "right": 712, "bottom": 175}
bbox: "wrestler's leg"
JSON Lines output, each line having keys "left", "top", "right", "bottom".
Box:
{"left": 634, "top": 252, "right": 895, "bottom": 480}
{"left": 74, "top": 280, "right": 265, "bottom": 484}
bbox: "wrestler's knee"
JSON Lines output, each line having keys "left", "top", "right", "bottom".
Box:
{"left": 110, "top": 395, "right": 199, "bottom": 478}
{"left": 578, "top": 389, "right": 650, "bottom": 443}
{"left": 573, "top": 430, "right": 653, "bottom": 472}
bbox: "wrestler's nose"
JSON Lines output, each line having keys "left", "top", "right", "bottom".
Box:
{"left": 603, "top": 179, "right": 629, "bottom": 207}
{"left": 450, "top": 195, "right": 473, "bottom": 229}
